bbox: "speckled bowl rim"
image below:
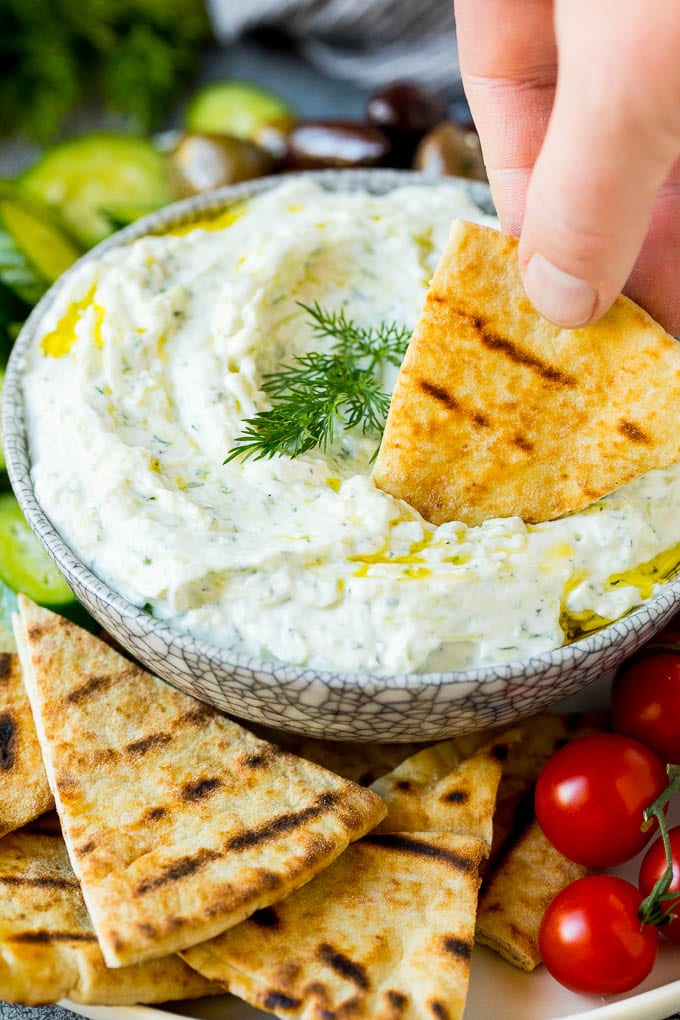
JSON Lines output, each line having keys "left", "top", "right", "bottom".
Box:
{"left": 4, "top": 167, "right": 680, "bottom": 693}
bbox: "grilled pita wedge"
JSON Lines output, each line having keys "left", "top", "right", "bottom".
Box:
{"left": 374, "top": 220, "right": 680, "bottom": 526}
{"left": 456, "top": 711, "right": 607, "bottom": 866}
{"left": 476, "top": 820, "right": 587, "bottom": 971}
{"left": 183, "top": 833, "right": 484, "bottom": 1020}
{"left": 370, "top": 731, "right": 518, "bottom": 851}
{"left": 0, "top": 652, "right": 53, "bottom": 838}
{"left": 253, "top": 726, "right": 428, "bottom": 786}
{"left": 13, "top": 597, "right": 385, "bottom": 967}
{"left": 181, "top": 737, "right": 497, "bottom": 1019}
{"left": 0, "top": 824, "right": 222, "bottom": 1005}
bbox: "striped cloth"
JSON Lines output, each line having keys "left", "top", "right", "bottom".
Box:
{"left": 207, "top": 0, "right": 461, "bottom": 92}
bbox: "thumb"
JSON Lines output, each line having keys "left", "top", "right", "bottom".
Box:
{"left": 518, "top": 0, "right": 680, "bottom": 328}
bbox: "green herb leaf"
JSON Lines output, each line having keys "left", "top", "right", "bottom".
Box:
{"left": 225, "top": 303, "right": 411, "bottom": 463}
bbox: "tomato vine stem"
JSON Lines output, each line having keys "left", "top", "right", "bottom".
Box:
{"left": 639, "top": 764, "right": 680, "bottom": 927}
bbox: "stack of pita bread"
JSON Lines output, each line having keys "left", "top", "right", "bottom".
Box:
{"left": 0, "top": 594, "right": 606, "bottom": 1015}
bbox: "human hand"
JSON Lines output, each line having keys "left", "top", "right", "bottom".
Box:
{"left": 454, "top": 0, "right": 680, "bottom": 334}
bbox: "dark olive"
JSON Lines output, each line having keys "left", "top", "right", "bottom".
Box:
{"left": 413, "top": 121, "right": 487, "bottom": 182}
{"left": 367, "top": 81, "right": 447, "bottom": 137}
{"left": 284, "top": 121, "right": 390, "bottom": 170}
{"left": 170, "top": 133, "right": 276, "bottom": 197}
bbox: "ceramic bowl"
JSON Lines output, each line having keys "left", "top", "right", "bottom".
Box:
{"left": 4, "top": 169, "right": 680, "bottom": 741}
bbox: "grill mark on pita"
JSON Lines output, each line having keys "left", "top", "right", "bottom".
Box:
{"left": 441, "top": 788, "right": 468, "bottom": 804}
{"left": 443, "top": 935, "right": 473, "bottom": 961}
{"left": 362, "top": 834, "right": 477, "bottom": 872}
{"left": 10, "top": 930, "right": 98, "bottom": 944}
{"left": 241, "top": 746, "right": 279, "bottom": 768}
{"left": 135, "top": 847, "right": 221, "bottom": 895}
{"left": 0, "top": 653, "right": 11, "bottom": 681}
{"left": 0, "top": 712, "right": 16, "bottom": 771}
{"left": 55, "top": 770, "right": 78, "bottom": 789}
{"left": 419, "top": 379, "right": 492, "bottom": 431}
{"left": 394, "top": 779, "right": 412, "bottom": 791}
{"left": 470, "top": 316, "right": 577, "bottom": 387}
{"left": 386, "top": 991, "right": 408, "bottom": 1011}
{"left": 76, "top": 840, "right": 96, "bottom": 856}
{"left": 618, "top": 419, "right": 650, "bottom": 444}
{"left": 0, "top": 874, "right": 79, "bottom": 889}
{"left": 318, "top": 942, "right": 370, "bottom": 990}
{"left": 181, "top": 777, "right": 222, "bottom": 801}
{"left": 125, "top": 732, "right": 172, "bottom": 756}
{"left": 250, "top": 906, "right": 281, "bottom": 929}
{"left": 429, "top": 1000, "right": 450, "bottom": 1020}
{"left": 66, "top": 673, "right": 113, "bottom": 705}
{"left": 420, "top": 379, "right": 462, "bottom": 410}
{"left": 28, "top": 624, "right": 46, "bottom": 641}
{"left": 178, "top": 705, "right": 214, "bottom": 726}
{"left": 263, "top": 991, "right": 301, "bottom": 1011}
{"left": 141, "top": 806, "right": 166, "bottom": 823}
{"left": 228, "top": 792, "right": 340, "bottom": 851}
{"left": 420, "top": 380, "right": 459, "bottom": 411}
{"left": 512, "top": 434, "right": 534, "bottom": 452}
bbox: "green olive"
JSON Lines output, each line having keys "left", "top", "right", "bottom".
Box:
{"left": 413, "top": 121, "right": 487, "bottom": 182}
{"left": 170, "top": 134, "right": 276, "bottom": 197}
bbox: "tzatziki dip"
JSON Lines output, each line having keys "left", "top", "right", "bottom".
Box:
{"left": 23, "top": 179, "right": 680, "bottom": 673}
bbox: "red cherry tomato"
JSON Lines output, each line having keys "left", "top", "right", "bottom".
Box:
{"left": 639, "top": 826, "right": 680, "bottom": 943}
{"left": 539, "top": 876, "right": 658, "bottom": 995}
{"left": 612, "top": 651, "right": 680, "bottom": 763}
{"left": 534, "top": 734, "right": 668, "bottom": 867}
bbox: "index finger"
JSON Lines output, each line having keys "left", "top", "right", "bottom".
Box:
{"left": 454, "top": 0, "right": 557, "bottom": 232}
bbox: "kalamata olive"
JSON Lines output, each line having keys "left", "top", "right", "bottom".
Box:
{"left": 366, "top": 81, "right": 447, "bottom": 166}
{"left": 170, "top": 133, "right": 276, "bottom": 197}
{"left": 284, "top": 121, "right": 390, "bottom": 170}
{"left": 413, "top": 121, "right": 487, "bottom": 182}
{"left": 367, "top": 81, "right": 447, "bottom": 137}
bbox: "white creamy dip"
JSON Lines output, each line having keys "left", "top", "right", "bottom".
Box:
{"left": 23, "top": 179, "right": 680, "bottom": 673}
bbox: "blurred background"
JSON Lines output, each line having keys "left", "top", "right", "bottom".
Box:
{"left": 0, "top": 0, "right": 486, "bottom": 353}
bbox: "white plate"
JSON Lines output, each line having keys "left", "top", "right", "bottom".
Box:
{"left": 63, "top": 673, "right": 680, "bottom": 1020}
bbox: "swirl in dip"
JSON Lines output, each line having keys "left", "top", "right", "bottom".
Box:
{"left": 23, "top": 179, "right": 680, "bottom": 673}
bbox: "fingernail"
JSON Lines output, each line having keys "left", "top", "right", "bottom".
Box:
{"left": 523, "top": 253, "right": 598, "bottom": 328}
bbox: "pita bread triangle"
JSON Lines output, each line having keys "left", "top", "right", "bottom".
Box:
{"left": 476, "top": 819, "right": 586, "bottom": 972}
{"left": 181, "top": 737, "right": 498, "bottom": 1019}
{"left": 374, "top": 220, "right": 680, "bottom": 526}
{"left": 0, "top": 821, "right": 221, "bottom": 1005}
{"left": 370, "top": 730, "right": 519, "bottom": 852}
{"left": 13, "top": 597, "right": 385, "bottom": 968}
{"left": 0, "top": 652, "right": 53, "bottom": 838}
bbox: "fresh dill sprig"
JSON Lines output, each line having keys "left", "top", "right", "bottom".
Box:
{"left": 225, "top": 302, "right": 411, "bottom": 463}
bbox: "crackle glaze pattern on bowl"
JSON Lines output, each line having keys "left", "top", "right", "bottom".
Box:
{"left": 5, "top": 168, "right": 680, "bottom": 742}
